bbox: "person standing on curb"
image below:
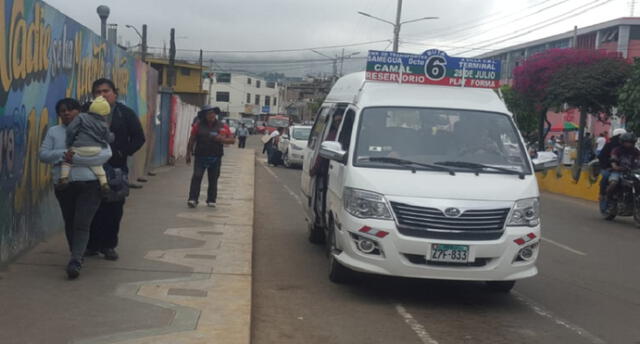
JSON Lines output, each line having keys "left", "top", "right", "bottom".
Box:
{"left": 87, "top": 78, "right": 146, "bottom": 261}
{"left": 40, "top": 98, "right": 112, "bottom": 279}
{"left": 186, "top": 105, "right": 235, "bottom": 208}
{"left": 236, "top": 123, "right": 249, "bottom": 149}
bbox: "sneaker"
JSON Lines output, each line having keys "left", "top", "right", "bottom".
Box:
{"left": 84, "top": 249, "right": 99, "bottom": 257}
{"left": 206, "top": 202, "right": 216, "bottom": 208}
{"left": 101, "top": 248, "right": 119, "bottom": 261}
{"left": 188, "top": 200, "right": 197, "bottom": 208}
{"left": 66, "top": 259, "right": 82, "bottom": 280}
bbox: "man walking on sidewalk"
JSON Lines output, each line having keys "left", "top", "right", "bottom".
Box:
{"left": 186, "top": 106, "right": 235, "bottom": 208}
{"left": 87, "top": 78, "right": 146, "bottom": 261}
{"left": 236, "top": 123, "right": 249, "bottom": 148}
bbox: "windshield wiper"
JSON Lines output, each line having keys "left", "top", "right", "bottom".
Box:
{"left": 434, "top": 161, "right": 525, "bottom": 180}
{"left": 360, "top": 157, "right": 455, "bottom": 175}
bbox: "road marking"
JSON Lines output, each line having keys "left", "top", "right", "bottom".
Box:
{"left": 542, "top": 237, "right": 587, "bottom": 256}
{"left": 283, "top": 184, "right": 303, "bottom": 206}
{"left": 513, "top": 291, "right": 605, "bottom": 344}
{"left": 395, "top": 304, "right": 439, "bottom": 344}
{"left": 262, "top": 162, "right": 280, "bottom": 180}
{"left": 260, "top": 160, "right": 302, "bottom": 207}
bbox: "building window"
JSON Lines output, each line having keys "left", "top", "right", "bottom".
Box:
{"left": 265, "top": 96, "right": 271, "bottom": 106}
{"left": 216, "top": 91, "right": 230, "bottom": 102}
{"left": 256, "top": 80, "right": 261, "bottom": 88}
{"left": 246, "top": 93, "right": 251, "bottom": 104}
{"left": 247, "top": 78, "right": 252, "bottom": 85}
{"left": 180, "top": 68, "right": 191, "bottom": 76}
{"left": 217, "top": 73, "right": 231, "bottom": 83}
{"left": 255, "top": 95, "right": 260, "bottom": 105}
{"left": 273, "top": 97, "right": 277, "bottom": 106}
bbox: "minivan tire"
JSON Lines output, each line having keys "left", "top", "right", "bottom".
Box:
{"left": 485, "top": 280, "right": 516, "bottom": 293}
{"left": 328, "top": 255, "right": 354, "bottom": 284}
{"left": 308, "top": 222, "right": 325, "bottom": 244}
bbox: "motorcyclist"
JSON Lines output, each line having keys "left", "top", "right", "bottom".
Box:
{"left": 606, "top": 133, "right": 640, "bottom": 203}
{"left": 598, "top": 128, "right": 627, "bottom": 213}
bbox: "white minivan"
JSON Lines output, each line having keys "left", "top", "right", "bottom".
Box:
{"left": 301, "top": 72, "right": 541, "bottom": 292}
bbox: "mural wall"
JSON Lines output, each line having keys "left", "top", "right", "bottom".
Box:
{"left": 0, "top": 0, "right": 159, "bottom": 262}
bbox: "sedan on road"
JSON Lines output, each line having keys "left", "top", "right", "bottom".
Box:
{"left": 278, "top": 125, "right": 311, "bottom": 168}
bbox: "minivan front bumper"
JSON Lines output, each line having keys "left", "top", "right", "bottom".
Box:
{"left": 333, "top": 212, "right": 539, "bottom": 281}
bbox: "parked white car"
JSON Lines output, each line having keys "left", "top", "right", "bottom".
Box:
{"left": 278, "top": 125, "right": 312, "bottom": 168}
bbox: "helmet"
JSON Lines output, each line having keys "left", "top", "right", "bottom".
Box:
{"left": 620, "top": 132, "right": 637, "bottom": 143}
{"left": 613, "top": 128, "right": 627, "bottom": 137}
{"left": 199, "top": 104, "right": 220, "bottom": 115}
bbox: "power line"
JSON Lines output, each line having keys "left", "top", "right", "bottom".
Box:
{"left": 431, "top": 0, "right": 575, "bottom": 44}
{"left": 454, "top": 0, "right": 615, "bottom": 55}
{"left": 147, "top": 39, "right": 390, "bottom": 54}
{"left": 405, "top": 0, "right": 569, "bottom": 41}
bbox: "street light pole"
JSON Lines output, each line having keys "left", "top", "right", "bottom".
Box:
{"left": 393, "top": 0, "right": 403, "bottom": 52}
{"left": 358, "top": 0, "right": 438, "bottom": 53}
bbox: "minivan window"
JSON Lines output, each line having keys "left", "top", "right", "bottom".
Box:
{"left": 308, "top": 107, "right": 331, "bottom": 149}
{"left": 354, "top": 107, "right": 531, "bottom": 174}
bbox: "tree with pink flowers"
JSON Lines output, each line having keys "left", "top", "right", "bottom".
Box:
{"left": 513, "top": 49, "right": 630, "bottom": 167}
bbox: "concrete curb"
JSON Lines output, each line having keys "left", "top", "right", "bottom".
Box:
{"left": 76, "top": 148, "right": 255, "bottom": 344}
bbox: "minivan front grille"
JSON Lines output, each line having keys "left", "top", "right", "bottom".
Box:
{"left": 390, "top": 202, "right": 510, "bottom": 240}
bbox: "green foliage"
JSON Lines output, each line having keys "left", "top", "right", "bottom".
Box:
{"left": 619, "top": 58, "right": 640, "bottom": 133}
{"left": 500, "top": 85, "right": 538, "bottom": 141}
{"left": 546, "top": 57, "right": 631, "bottom": 115}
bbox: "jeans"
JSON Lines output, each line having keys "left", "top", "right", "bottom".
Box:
{"left": 54, "top": 181, "right": 102, "bottom": 261}
{"left": 188, "top": 156, "right": 222, "bottom": 203}
{"left": 238, "top": 136, "right": 247, "bottom": 148}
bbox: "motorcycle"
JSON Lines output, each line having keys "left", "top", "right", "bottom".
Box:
{"left": 603, "top": 169, "right": 640, "bottom": 224}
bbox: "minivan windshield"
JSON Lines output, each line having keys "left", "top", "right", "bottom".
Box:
{"left": 354, "top": 107, "right": 531, "bottom": 175}
{"left": 292, "top": 128, "right": 311, "bottom": 140}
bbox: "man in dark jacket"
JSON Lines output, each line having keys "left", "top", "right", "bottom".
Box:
{"left": 87, "top": 78, "right": 146, "bottom": 260}
{"left": 597, "top": 128, "right": 626, "bottom": 213}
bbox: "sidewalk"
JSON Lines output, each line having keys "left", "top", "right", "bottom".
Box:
{"left": 0, "top": 148, "right": 255, "bottom": 344}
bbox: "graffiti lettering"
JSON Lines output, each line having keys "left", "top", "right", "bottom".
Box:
{"left": 14, "top": 106, "right": 50, "bottom": 212}
{"left": 0, "top": 128, "right": 16, "bottom": 178}
{"left": 0, "top": 0, "right": 51, "bottom": 99}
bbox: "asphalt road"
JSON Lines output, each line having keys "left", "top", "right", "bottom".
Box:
{"left": 249, "top": 136, "right": 640, "bottom": 344}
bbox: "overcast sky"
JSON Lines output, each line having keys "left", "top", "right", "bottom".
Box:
{"left": 46, "top": 0, "right": 631, "bottom": 76}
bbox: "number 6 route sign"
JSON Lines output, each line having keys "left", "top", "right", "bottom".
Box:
{"left": 365, "top": 49, "right": 501, "bottom": 89}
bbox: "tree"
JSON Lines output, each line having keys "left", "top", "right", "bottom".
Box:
{"left": 545, "top": 54, "right": 630, "bottom": 167}
{"left": 500, "top": 85, "right": 538, "bottom": 143}
{"left": 512, "top": 49, "right": 626, "bottom": 151}
{"left": 619, "top": 58, "right": 640, "bottom": 134}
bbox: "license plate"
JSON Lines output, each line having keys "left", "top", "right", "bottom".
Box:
{"left": 429, "top": 244, "right": 469, "bottom": 263}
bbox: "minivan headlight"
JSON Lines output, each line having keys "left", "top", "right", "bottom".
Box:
{"left": 343, "top": 188, "right": 392, "bottom": 220}
{"left": 508, "top": 198, "right": 540, "bottom": 227}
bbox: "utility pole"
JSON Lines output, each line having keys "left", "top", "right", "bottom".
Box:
{"left": 168, "top": 28, "right": 176, "bottom": 87}
{"left": 199, "top": 49, "right": 204, "bottom": 103}
{"left": 141, "top": 24, "right": 148, "bottom": 62}
{"left": 393, "top": 0, "right": 403, "bottom": 52}
{"left": 339, "top": 49, "right": 345, "bottom": 76}
{"left": 572, "top": 25, "right": 578, "bottom": 48}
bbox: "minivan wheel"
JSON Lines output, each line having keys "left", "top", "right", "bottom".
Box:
{"left": 308, "top": 222, "right": 325, "bottom": 244}
{"left": 327, "top": 222, "right": 354, "bottom": 284}
{"left": 485, "top": 280, "right": 516, "bottom": 293}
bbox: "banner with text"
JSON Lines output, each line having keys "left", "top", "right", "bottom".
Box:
{"left": 366, "top": 50, "right": 501, "bottom": 89}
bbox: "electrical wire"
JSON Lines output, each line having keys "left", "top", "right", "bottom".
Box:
{"left": 147, "top": 39, "right": 390, "bottom": 54}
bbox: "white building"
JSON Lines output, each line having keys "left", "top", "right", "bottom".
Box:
{"left": 204, "top": 72, "right": 286, "bottom": 119}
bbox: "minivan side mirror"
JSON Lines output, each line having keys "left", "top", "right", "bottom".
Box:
{"left": 319, "top": 141, "right": 347, "bottom": 163}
